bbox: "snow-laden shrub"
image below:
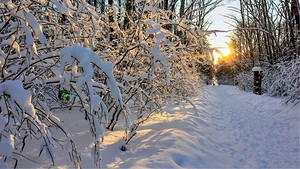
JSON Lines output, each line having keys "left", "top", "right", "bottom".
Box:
{"left": 0, "top": 80, "right": 80, "bottom": 168}
{"left": 235, "top": 57, "right": 300, "bottom": 104}
{"left": 0, "top": 0, "right": 205, "bottom": 168}
{"left": 235, "top": 71, "right": 253, "bottom": 92}
{"left": 0, "top": 2, "right": 81, "bottom": 168}
{"left": 263, "top": 57, "right": 300, "bottom": 104}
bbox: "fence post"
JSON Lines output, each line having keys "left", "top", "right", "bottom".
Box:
{"left": 252, "top": 67, "right": 262, "bottom": 95}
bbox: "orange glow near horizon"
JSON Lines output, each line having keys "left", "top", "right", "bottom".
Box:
{"left": 213, "top": 47, "right": 231, "bottom": 64}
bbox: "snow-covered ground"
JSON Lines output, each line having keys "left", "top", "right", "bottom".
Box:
{"left": 19, "top": 85, "right": 299, "bottom": 168}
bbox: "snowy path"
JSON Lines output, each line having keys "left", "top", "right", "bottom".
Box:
{"left": 203, "top": 85, "right": 299, "bottom": 168}
{"left": 99, "top": 85, "right": 299, "bottom": 168}
{"left": 19, "top": 85, "right": 299, "bottom": 168}
{"left": 111, "top": 85, "right": 300, "bottom": 169}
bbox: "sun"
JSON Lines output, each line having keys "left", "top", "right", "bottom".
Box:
{"left": 219, "top": 48, "right": 231, "bottom": 56}
{"left": 213, "top": 47, "right": 231, "bottom": 64}
{"left": 209, "top": 31, "right": 232, "bottom": 64}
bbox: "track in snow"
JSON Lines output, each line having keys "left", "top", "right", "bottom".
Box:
{"left": 18, "top": 85, "right": 299, "bottom": 168}
{"left": 200, "top": 85, "right": 299, "bottom": 168}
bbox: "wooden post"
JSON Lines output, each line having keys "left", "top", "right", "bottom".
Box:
{"left": 252, "top": 67, "right": 262, "bottom": 95}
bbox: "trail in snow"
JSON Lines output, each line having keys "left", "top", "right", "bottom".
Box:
{"left": 18, "top": 85, "right": 299, "bottom": 168}
{"left": 102, "top": 85, "right": 299, "bottom": 168}
{"left": 204, "top": 85, "right": 299, "bottom": 168}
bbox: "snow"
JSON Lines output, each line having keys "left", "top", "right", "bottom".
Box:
{"left": 0, "top": 115, "right": 7, "bottom": 133}
{"left": 21, "top": 21, "right": 35, "bottom": 51}
{"left": 145, "top": 25, "right": 161, "bottom": 35}
{"left": 123, "top": 75, "right": 137, "bottom": 82}
{"left": 60, "top": 45, "right": 124, "bottom": 108}
{"left": 50, "top": 0, "right": 71, "bottom": 15}
{"left": 94, "top": 114, "right": 105, "bottom": 141}
{"left": 252, "top": 66, "right": 262, "bottom": 71}
{"left": 25, "top": 12, "right": 47, "bottom": 45}
{"left": 92, "top": 95, "right": 101, "bottom": 111}
{"left": 17, "top": 85, "right": 299, "bottom": 168}
{"left": 0, "top": 162, "right": 9, "bottom": 169}
{"left": 0, "top": 80, "right": 36, "bottom": 117}
{"left": 140, "top": 71, "right": 148, "bottom": 79}
{"left": 155, "top": 32, "right": 165, "bottom": 41}
{"left": 63, "top": 0, "right": 76, "bottom": 10}
{"left": 81, "top": 1, "right": 100, "bottom": 19}
{"left": 0, "top": 135, "right": 14, "bottom": 157}
{"left": 143, "top": 4, "right": 156, "bottom": 13}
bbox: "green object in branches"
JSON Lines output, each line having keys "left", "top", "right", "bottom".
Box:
{"left": 59, "top": 90, "right": 70, "bottom": 101}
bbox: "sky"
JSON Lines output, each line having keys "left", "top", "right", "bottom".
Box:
{"left": 207, "top": 0, "right": 239, "bottom": 48}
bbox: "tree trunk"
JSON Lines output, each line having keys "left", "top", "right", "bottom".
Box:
{"left": 164, "top": 0, "right": 169, "bottom": 10}
{"left": 124, "top": 0, "right": 134, "bottom": 29}
{"left": 108, "top": 0, "right": 114, "bottom": 41}
{"left": 101, "top": 0, "right": 105, "bottom": 13}
{"left": 284, "top": 0, "right": 295, "bottom": 47}
{"left": 291, "top": 0, "right": 300, "bottom": 30}
{"left": 108, "top": 0, "right": 114, "bottom": 22}
{"left": 180, "top": 0, "right": 185, "bottom": 18}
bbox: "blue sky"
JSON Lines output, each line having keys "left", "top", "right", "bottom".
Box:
{"left": 207, "top": 0, "right": 239, "bottom": 47}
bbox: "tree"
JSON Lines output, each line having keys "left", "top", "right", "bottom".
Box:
{"left": 180, "top": 0, "right": 185, "bottom": 17}
{"left": 101, "top": 0, "right": 105, "bottom": 13}
{"left": 0, "top": 0, "right": 210, "bottom": 168}
{"left": 291, "top": 0, "right": 300, "bottom": 30}
{"left": 227, "top": 0, "right": 300, "bottom": 103}
{"left": 124, "top": 0, "right": 134, "bottom": 29}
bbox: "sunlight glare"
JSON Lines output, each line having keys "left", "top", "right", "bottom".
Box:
{"left": 213, "top": 47, "right": 231, "bottom": 64}
{"left": 219, "top": 48, "right": 230, "bottom": 56}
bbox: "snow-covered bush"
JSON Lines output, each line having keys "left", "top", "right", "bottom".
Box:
{"left": 0, "top": 1, "right": 84, "bottom": 167}
{"left": 0, "top": 80, "right": 80, "bottom": 168}
{"left": 232, "top": 57, "right": 300, "bottom": 104}
{"left": 263, "top": 57, "right": 300, "bottom": 104}
{"left": 235, "top": 71, "right": 253, "bottom": 92}
{"left": 0, "top": 0, "right": 205, "bottom": 168}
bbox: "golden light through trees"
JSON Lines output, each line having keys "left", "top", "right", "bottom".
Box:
{"left": 213, "top": 47, "right": 231, "bottom": 64}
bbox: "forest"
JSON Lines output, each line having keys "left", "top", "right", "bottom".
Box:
{"left": 215, "top": 0, "right": 299, "bottom": 104}
{"left": 0, "top": 0, "right": 299, "bottom": 168}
